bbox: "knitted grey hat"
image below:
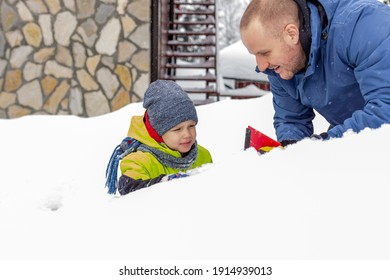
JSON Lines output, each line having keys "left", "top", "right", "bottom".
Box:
{"left": 143, "top": 80, "right": 198, "bottom": 136}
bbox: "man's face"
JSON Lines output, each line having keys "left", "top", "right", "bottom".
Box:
{"left": 241, "top": 20, "right": 306, "bottom": 80}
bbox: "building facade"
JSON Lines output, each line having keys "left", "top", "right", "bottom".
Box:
{"left": 0, "top": 0, "right": 151, "bottom": 118}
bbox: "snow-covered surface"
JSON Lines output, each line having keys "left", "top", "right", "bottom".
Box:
{"left": 219, "top": 84, "right": 270, "bottom": 97}
{"left": 1, "top": 93, "right": 390, "bottom": 263}
{"left": 218, "top": 40, "right": 270, "bottom": 98}
{"left": 173, "top": 41, "right": 270, "bottom": 99}
{"left": 219, "top": 40, "right": 268, "bottom": 82}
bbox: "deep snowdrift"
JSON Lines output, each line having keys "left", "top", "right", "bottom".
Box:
{"left": 1, "top": 94, "right": 390, "bottom": 260}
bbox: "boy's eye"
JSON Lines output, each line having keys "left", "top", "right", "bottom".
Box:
{"left": 170, "top": 123, "right": 196, "bottom": 132}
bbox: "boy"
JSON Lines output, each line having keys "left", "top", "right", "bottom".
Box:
{"left": 118, "top": 80, "right": 212, "bottom": 195}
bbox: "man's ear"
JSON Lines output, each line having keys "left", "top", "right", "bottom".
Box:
{"left": 283, "top": 23, "right": 300, "bottom": 45}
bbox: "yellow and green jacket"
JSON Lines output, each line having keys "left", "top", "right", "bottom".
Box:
{"left": 118, "top": 116, "right": 212, "bottom": 195}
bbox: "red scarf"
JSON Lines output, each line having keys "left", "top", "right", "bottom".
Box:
{"left": 144, "top": 111, "right": 164, "bottom": 143}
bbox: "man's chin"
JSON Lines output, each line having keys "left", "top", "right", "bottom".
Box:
{"left": 279, "top": 73, "right": 294, "bottom": 80}
{"left": 279, "top": 65, "right": 306, "bottom": 80}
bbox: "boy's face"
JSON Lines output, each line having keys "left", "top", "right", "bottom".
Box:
{"left": 162, "top": 120, "right": 197, "bottom": 153}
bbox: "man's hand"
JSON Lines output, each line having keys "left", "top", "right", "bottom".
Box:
{"left": 280, "top": 139, "right": 298, "bottom": 147}
{"left": 310, "top": 132, "right": 329, "bottom": 140}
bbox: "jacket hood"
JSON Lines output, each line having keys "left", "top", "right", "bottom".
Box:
{"left": 305, "top": 0, "right": 339, "bottom": 77}
{"left": 315, "top": 0, "right": 338, "bottom": 26}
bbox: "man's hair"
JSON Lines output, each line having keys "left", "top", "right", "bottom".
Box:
{"left": 240, "top": 0, "right": 299, "bottom": 37}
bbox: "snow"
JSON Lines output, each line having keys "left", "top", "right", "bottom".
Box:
{"left": 1, "top": 92, "right": 390, "bottom": 279}
{"left": 218, "top": 40, "right": 270, "bottom": 97}
{"left": 219, "top": 83, "right": 270, "bottom": 97}
{"left": 219, "top": 40, "right": 268, "bottom": 82}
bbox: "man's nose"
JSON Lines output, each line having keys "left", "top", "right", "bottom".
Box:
{"left": 256, "top": 56, "right": 269, "bottom": 72}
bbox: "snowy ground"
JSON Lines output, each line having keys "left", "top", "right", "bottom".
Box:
{"left": 1, "top": 93, "right": 390, "bottom": 279}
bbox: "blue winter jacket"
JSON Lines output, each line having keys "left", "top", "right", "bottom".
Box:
{"left": 257, "top": 0, "right": 390, "bottom": 141}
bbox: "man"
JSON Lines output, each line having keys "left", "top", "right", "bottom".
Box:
{"left": 240, "top": 0, "right": 390, "bottom": 145}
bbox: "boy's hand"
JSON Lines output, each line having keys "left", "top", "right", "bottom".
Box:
{"left": 161, "top": 172, "right": 189, "bottom": 182}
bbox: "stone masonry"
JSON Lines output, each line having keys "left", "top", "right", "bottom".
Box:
{"left": 0, "top": 0, "right": 151, "bottom": 118}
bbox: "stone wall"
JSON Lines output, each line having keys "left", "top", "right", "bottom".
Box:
{"left": 0, "top": 0, "right": 151, "bottom": 118}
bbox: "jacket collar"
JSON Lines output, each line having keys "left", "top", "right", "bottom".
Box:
{"left": 304, "top": 1, "right": 326, "bottom": 77}
{"left": 293, "top": 0, "right": 312, "bottom": 61}
{"left": 144, "top": 111, "right": 164, "bottom": 143}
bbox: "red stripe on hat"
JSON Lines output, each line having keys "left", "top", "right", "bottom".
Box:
{"left": 144, "top": 111, "right": 164, "bottom": 143}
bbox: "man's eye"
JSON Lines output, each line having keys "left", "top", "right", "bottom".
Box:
{"left": 257, "top": 50, "right": 269, "bottom": 56}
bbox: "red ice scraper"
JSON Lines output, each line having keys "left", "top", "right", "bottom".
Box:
{"left": 244, "top": 126, "right": 281, "bottom": 153}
